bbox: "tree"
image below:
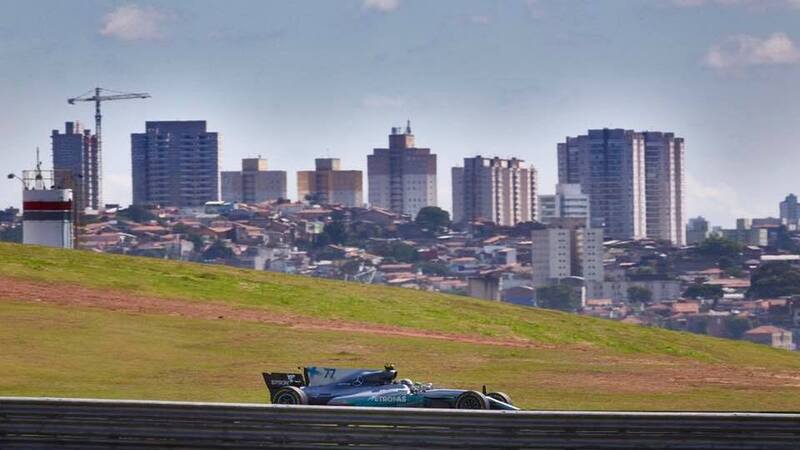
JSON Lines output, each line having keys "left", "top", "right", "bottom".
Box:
{"left": 339, "top": 259, "right": 363, "bottom": 277}
{"left": 351, "top": 221, "right": 385, "bottom": 242}
{"left": 388, "top": 241, "right": 418, "bottom": 263}
{"left": 725, "top": 315, "right": 752, "bottom": 339}
{"left": 321, "top": 220, "right": 348, "bottom": 246}
{"left": 774, "top": 226, "right": 799, "bottom": 253}
{"left": 717, "top": 256, "right": 735, "bottom": 270}
{"left": 0, "top": 225, "right": 22, "bottom": 243}
{"left": 118, "top": 205, "right": 156, "bottom": 223}
{"left": 723, "top": 265, "right": 744, "bottom": 278}
{"left": 173, "top": 223, "right": 205, "bottom": 252}
{"left": 627, "top": 286, "right": 653, "bottom": 304}
{"left": 304, "top": 192, "right": 324, "bottom": 205}
{"left": 314, "top": 213, "right": 350, "bottom": 248}
{"left": 186, "top": 234, "right": 205, "bottom": 252}
{"left": 415, "top": 206, "right": 450, "bottom": 231}
{"left": 696, "top": 236, "right": 742, "bottom": 260}
{"left": 683, "top": 283, "right": 724, "bottom": 300}
{"left": 748, "top": 261, "right": 800, "bottom": 298}
{"left": 202, "top": 240, "right": 234, "bottom": 261}
{"left": 535, "top": 285, "right": 582, "bottom": 312}
{"left": 371, "top": 240, "right": 418, "bottom": 263}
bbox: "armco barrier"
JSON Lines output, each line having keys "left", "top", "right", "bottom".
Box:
{"left": 1, "top": 397, "right": 800, "bottom": 449}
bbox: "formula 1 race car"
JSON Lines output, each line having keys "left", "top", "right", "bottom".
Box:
{"left": 263, "top": 364, "right": 518, "bottom": 410}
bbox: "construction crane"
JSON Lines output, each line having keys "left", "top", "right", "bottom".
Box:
{"left": 67, "top": 87, "right": 150, "bottom": 208}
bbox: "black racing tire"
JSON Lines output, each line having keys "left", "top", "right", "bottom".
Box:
{"left": 454, "top": 390, "right": 490, "bottom": 409}
{"left": 272, "top": 386, "right": 308, "bottom": 405}
{"left": 487, "top": 391, "right": 513, "bottom": 405}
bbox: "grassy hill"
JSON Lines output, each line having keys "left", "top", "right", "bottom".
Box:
{"left": 1, "top": 242, "right": 800, "bottom": 411}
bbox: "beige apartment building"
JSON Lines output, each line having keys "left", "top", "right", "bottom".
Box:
{"left": 297, "top": 158, "right": 363, "bottom": 207}
{"left": 221, "top": 157, "right": 287, "bottom": 204}
{"left": 451, "top": 156, "right": 537, "bottom": 226}
{"left": 367, "top": 122, "right": 437, "bottom": 217}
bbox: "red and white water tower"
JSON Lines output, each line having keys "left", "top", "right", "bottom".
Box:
{"left": 8, "top": 156, "right": 74, "bottom": 248}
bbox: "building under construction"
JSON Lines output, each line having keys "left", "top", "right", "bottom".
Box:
{"left": 65, "top": 87, "right": 151, "bottom": 212}
{"left": 52, "top": 121, "right": 98, "bottom": 211}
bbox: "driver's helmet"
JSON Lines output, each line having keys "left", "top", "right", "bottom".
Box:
{"left": 399, "top": 378, "right": 414, "bottom": 388}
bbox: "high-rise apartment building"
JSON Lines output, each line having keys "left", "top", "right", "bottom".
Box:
{"left": 686, "top": 216, "right": 710, "bottom": 245}
{"left": 558, "top": 129, "right": 645, "bottom": 240}
{"left": 51, "top": 121, "right": 99, "bottom": 211}
{"left": 132, "top": 121, "right": 220, "bottom": 207}
{"left": 558, "top": 128, "right": 685, "bottom": 244}
{"left": 538, "top": 183, "right": 589, "bottom": 225}
{"left": 643, "top": 132, "right": 685, "bottom": 246}
{"left": 531, "top": 218, "right": 604, "bottom": 288}
{"left": 451, "top": 156, "right": 537, "bottom": 226}
{"left": 367, "top": 122, "right": 437, "bottom": 217}
{"left": 780, "top": 194, "right": 799, "bottom": 227}
{"left": 222, "top": 158, "right": 287, "bottom": 204}
{"left": 297, "top": 158, "right": 363, "bottom": 207}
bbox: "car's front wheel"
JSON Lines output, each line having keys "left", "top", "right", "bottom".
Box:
{"left": 487, "top": 391, "right": 513, "bottom": 405}
{"left": 454, "top": 390, "right": 489, "bottom": 409}
{"left": 272, "top": 386, "right": 308, "bottom": 405}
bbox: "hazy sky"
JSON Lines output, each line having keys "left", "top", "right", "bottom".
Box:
{"left": 2, "top": 0, "right": 799, "bottom": 227}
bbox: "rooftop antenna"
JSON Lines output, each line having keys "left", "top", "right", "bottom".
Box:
{"left": 406, "top": 119, "right": 412, "bottom": 134}
{"left": 34, "top": 147, "right": 45, "bottom": 189}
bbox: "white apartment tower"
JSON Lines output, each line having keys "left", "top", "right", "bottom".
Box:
{"left": 367, "top": 122, "right": 437, "bottom": 217}
{"left": 531, "top": 218, "right": 604, "bottom": 288}
{"left": 451, "top": 156, "right": 538, "bottom": 226}
{"left": 558, "top": 128, "right": 685, "bottom": 245}
{"left": 538, "top": 183, "right": 590, "bottom": 225}
{"left": 643, "top": 132, "right": 686, "bottom": 246}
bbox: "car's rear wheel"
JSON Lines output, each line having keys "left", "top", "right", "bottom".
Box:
{"left": 454, "top": 390, "right": 489, "bottom": 409}
{"left": 272, "top": 386, "right": 308, "bottom": 405}
{"left": 487, "top": 391, "right": 513, "bottom": 405}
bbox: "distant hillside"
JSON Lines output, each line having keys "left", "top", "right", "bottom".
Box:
{"left": 1, "top": 242, "right": 800, "bottom": 411}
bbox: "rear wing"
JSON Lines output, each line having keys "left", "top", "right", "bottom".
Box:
{"left": 262, "top": 372, "right": 306, "bottom": 396}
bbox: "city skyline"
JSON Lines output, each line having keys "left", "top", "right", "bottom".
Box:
{"left": 3, "top": 0, "right": 800, "bottom": 227}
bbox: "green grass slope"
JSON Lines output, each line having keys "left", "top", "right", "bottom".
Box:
{"left": 1, "top": 242, "right": 800, "bottom": 411}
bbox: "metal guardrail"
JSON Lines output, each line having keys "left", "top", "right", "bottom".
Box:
{"left": 1, "top": 397, "right": 800, "bottom": 449}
